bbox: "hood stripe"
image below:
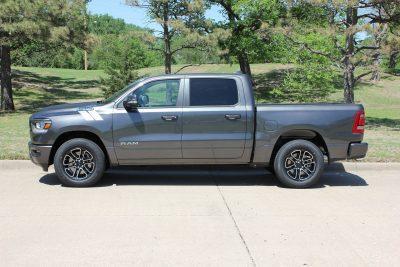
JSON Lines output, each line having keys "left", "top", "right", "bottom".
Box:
{"left": 88, "top": 110, "right": 103, "bottom": 121}
{"left": 79, "top": 111, "right": 95, "bottom": 121}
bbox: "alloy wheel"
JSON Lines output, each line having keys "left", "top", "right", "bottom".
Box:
{"left": 284, "top": 149, "right": 316, "bottom": 181}
{"left": 62, "top": 147, "right": 96, "bottom": 181}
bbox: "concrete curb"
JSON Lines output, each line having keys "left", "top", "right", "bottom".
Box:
{"left": 325, "top": 162, "right": 400, "bottom": 172}
{"left": 1, "top": 160, "right": 399, "bottom": 172}
{"left": 0, "top": 160, "right": 40, "bottom": 170}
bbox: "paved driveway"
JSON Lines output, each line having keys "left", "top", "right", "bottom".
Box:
{"left": 0, "top": 162, "right": 399, "bottom": 266}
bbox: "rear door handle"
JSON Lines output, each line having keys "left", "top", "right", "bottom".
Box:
{"left": 161, "top": 115, "right": 178, "bottom": 121}
{"left": 225, "top": 114, "right": 241, "bottom": 120}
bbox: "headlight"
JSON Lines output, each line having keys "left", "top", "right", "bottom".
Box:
{"left": 31, "top": 119, "right": 52, "bottom": 131}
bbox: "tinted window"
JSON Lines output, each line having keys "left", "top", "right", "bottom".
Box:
{"left": 189, "top": 78, "right": 238, "bottom": 106}
{"left": 130, "top": 79, "right": 180, "bottom": 107}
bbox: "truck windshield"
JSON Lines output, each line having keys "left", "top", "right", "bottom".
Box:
{"left": 101, "top": 78, "right": 145, "bottom": 104}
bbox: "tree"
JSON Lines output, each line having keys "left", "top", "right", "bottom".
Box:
{"left": 389, "top": 52, "right": 399, "bottom": 69}
{"left": 388, "top": 44, "right": 399, "bottom": 70}
{"left": 385, "top": 15, "right": 400, "bottom": 72}
{"left": 282, "top": 0, "right": 400, "bottom": 103}
{"left": 209, "top": 0, "right": 284, "bottom": 81}
{"left": 12, "top": 39, "right": 86, "bottom": 69}
{"left": 91, "top": 33, "right": 161, "bottom": 70}
{"left": 100, "top": 33, "right": 158, "bottom": 98}
{"left": 88, "top": 14, "right": 138, "bottom": 35}
{"left": 125, "top": 0, "right": 209, "bottom": 74}
{"left": 369, "top": 23, "right": 387, "bottom": 82}
{"left": 83, "top": 1, "right": 90, "bottom": 71}
{"left": 0, "top": 0, "right": 87, "bottom": 111}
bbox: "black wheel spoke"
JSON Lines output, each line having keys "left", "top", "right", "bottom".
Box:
{"left": 302, "top": 166, "right": 312, "bottom": 176}
{"left": 83, "top": 163, "right": 95, "bottom": 174}
{"left": 73, "top": 168, "right": 79, "bottom": 178}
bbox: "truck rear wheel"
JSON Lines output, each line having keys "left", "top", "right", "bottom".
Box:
{"left": 54, "top": 138, "right": 105, "bottom": 187}
{"left": 274, "top": 139, "right": 324, "bottom": 188}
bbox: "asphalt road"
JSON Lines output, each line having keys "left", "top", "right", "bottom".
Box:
{"left": 0, "top": 161, "right": 399, "bottom": 266}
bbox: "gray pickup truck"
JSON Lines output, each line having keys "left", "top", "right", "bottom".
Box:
{"left": 29, "top": 74, "right": 368, "bottom": 188}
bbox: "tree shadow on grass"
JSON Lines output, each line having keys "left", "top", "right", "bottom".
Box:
{"left": 12, "top": 69, "right": 101, "bottom": 91}
{"left": 253, "top": 67, "right": 346, "bottom": 103}
{"left": 253, "top": 69, "right": 289, "bottom": 103}
{"left": 366, "top": 117, "right": 400, "bottom": 131}
{"left": 9, "top": 69, "right": 102, "bottom": 113}
{"left": 13, "top": 88, "right": 96, "bottom": 113}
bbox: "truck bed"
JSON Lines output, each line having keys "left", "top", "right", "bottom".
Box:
{"left": 252, "top": 103, "right": 365, "bottom": 164}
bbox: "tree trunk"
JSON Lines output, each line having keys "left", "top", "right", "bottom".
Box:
{"left": 238, "top": 52, "right": 252, "bottom": 79}
{"left": 0, "top": 45, "right": 15, "bottom": 111}
{"left": 343, "top": 63, "right": 355, "bottom": 103}
{"left": 342, "top": 6, "right": 357, "bottom": 104}
{"left": 165, "top": 52, "right": 172, "bottom": 74}
{"left": 0, "top": 46, "right": 2, "bottom": 110}
{"left": 84, "top": 50, "right": 88, "bottom": 71}
{"left": 223, "top": 1, "right": 254, "bottom": 83}
{"left": 370, "top": 51, "right": 381, "bottom": 82}
{"left": 162, "top": 2, "right": 172, "bottom": 74}
{"left": 389, "top": 50, "right": 398, "bottom": 70}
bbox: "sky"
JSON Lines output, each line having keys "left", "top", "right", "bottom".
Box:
{"left": 88, "top": 0, "right": 224, "bottom": 32}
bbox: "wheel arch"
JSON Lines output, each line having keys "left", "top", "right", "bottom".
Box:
{"left": 49, "top": 131, "right": 110, "bottom": 168}
{"left": 269, "top": 129, "right": 329, "bottom": 166}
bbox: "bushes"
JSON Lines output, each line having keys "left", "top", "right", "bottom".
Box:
{"left": 90, "top": 34, "right": 162, "bottom": 70}
{"left": 12, "top": 41, "right": 85, "bottom": 69}
{"left": 271, "top": 63, "right": 337, "bottom": 102}
{"left": 101, "top": 67, "right": 140, "bottom": 99}
{"left": 98, "top": 34, "right": 157, "bottom": 98}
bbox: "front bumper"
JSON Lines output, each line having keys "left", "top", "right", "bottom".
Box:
{"left": 348, "top": 142, "right": 368, "bottom": 159}
{"left": 28, "top": 142, "right": 52, "bottom": 171}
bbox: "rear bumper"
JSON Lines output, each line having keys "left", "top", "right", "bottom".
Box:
{"left": 28, "top": 142, "right": 52, "bottom": 171}
{"left": 347, "top": 142, "right": 368, "bottom": 159}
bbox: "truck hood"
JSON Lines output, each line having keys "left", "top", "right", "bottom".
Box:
{"left": 30, "top": 101, "right": 101, "bottom": 119}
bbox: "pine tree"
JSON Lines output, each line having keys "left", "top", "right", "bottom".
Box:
{"left": 125, "top": 0, "right": 209, "bottom": 74}
{"left": 208, "top": 0, "right": 284, "bottom": 82}
{"left": 0, "top": 0, "right": 87, "bottom": 111}
{"left": 282, "top": 0, "right": 400, "bottom": 103}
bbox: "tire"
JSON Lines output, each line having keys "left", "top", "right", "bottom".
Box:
{"left": 54, "top": 138, "right": 105, "bottom": 187}
{"left": 273, "top": 139, "right": 324, "bottom": 188}
{"left": 266, "top": 166, "right": 275, "bottom": 174}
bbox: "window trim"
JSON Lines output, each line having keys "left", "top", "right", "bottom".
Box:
{"left": 184, "top": 77, "right": 241, "bottom": 108}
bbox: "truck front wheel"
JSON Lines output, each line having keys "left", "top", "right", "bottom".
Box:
{"left": 274, "top": 139, "right": 324, "bottom": 188}
{"left": 54, "top": 138, "right": 105, "bottom": 187}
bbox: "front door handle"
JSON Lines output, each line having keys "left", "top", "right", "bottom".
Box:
{"left": 161, "top": 115, "right": 178, "bottom": 121}
{"left": 225, "top": 114, "right": 241, "bottom": 120}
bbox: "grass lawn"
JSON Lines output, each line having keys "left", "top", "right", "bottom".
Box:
{"left": 352, "top": 75, "right": 400, "bottom": 162}
{"left": 0, "top": 64, "right": 398, "bottom": 161}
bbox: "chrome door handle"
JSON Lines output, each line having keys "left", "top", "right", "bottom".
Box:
{"left": 161, "top": 115, "right": 178, "bottom": 121}
{"left": 225, "top": 114, "right": 241, "bottom": 120}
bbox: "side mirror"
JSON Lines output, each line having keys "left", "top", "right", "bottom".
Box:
{"left": 123, "top": 95, "right": 139, "bottom": 112}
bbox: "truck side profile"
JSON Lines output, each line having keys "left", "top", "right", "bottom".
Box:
{"left": 29, "top": 74, "right": 368, "bottom": 188}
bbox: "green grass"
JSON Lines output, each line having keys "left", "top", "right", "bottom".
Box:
{"left": 0, "top": 113, "right": 30, "bottom": 159}
{"left": 136, "top": 63, "right": 290, "bottom": 76}
{"left": 11, "top": 67, "right": 104, "bottom": 112}
{"left": 0, "top": 64, "right": 399, "bottom": 161}
{"left": 328, "top": 73, "right": 400, "bottom": 161}
{"left": 355, "top": 75, "right": 400, "bottom": 162}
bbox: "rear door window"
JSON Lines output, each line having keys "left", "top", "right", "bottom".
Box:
{"left": 189, "top": 78, "right": 238, "bottom": 106}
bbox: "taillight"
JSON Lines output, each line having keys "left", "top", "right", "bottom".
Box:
{"left": 352, "top": 110, "right": 365, "bottom": 134}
